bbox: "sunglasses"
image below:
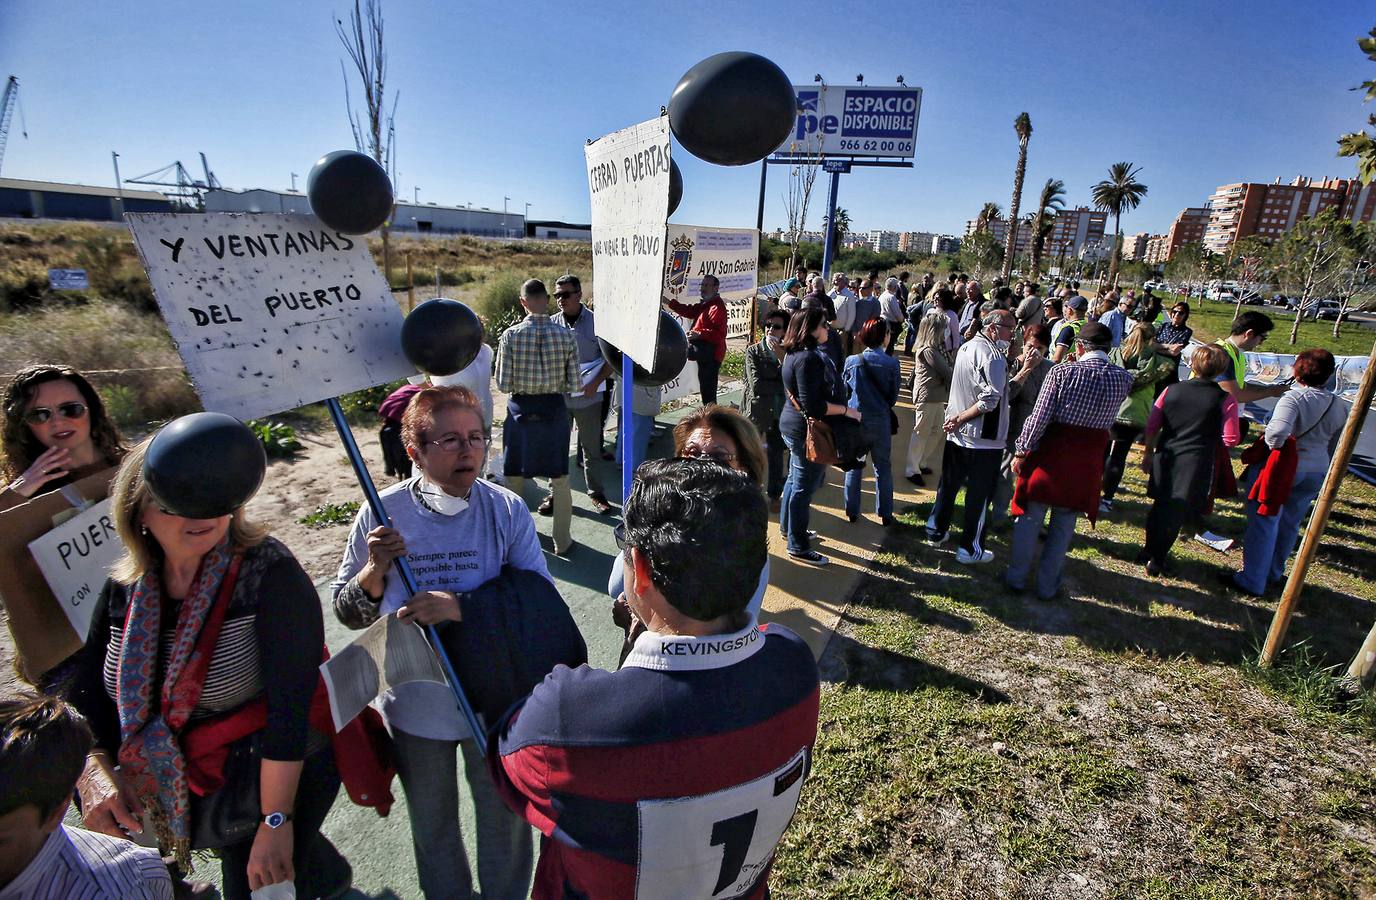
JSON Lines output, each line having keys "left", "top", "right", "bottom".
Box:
{"left": 766, "top": 323, "right": 786, "bottom": 331}
{"left": 24, "top": 402, "right": 88, "bottom": 425}
{"left": 679, "top": 446, "right": 737, "bottom": 464}
{"left": 553, "top": 291, "right": 579, "bottom": 300}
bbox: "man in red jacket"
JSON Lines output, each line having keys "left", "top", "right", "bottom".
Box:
{"left": 666, "top": 275, "right": 728, "bottom": 405}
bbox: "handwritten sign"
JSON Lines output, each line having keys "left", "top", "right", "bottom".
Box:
{"left": 125, "top": 213, "right": 416, "bottom": 420}
{"left": 26, "top": 498, "right": 120, "bottom": 642}
{"left": 586, "top": 116, "right": 671, "bottom": 369}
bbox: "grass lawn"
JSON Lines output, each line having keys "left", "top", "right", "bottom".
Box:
{"left": 773, "top": 448, "right": 1376, "bottom": 898}
{"left": 1158, "top": 292, "right": 1376, "bottom": 357}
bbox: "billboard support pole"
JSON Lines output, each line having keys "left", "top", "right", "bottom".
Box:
{"left": 621, "top": 353, "right": 637, "bottom": 502}
{"left": 820, "top": 169, "right": 841, "bottom": 280}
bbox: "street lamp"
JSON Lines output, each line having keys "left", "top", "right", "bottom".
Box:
{"left": 111, "top": 151, "right": 124, "bottom": 217}
{"left": 414, "top": 186, "right": 420, "bottom": 204}
{"left": 503, "top": 196, "right": 510, "bottom": 238}
{"left": 524, "top": 202, "right": 531, "bottom": 240}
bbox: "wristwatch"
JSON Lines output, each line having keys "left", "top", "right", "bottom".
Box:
{"left": 263, "top": 811, "right": 293, "bottom": 830}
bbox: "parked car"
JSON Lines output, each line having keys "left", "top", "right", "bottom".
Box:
{"left": 1238, "top": 291, "right": 1264, "bottom": 306}
{"left": 1216, "top": 291, "right": 1236, "bottom": 304}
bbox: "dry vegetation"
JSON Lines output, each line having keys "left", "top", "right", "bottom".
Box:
{"left": 0, "top": 223, "right": 594, "bottom": 437}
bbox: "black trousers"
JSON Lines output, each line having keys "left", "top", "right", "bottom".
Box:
{"left": 217, "top": 747, "right": 346, "bottom": 900}
{"left": 1144, "top": 497, "right": 1198, "bottom": 565}
{"left": 1101, "top": 423, "right": 1143, "bottom": 502}
{"left": 764, "top": 420, "right": 786, "bottom": 500}
{"left": 696, "top": 351, "right": 721, "bottom": 406}
{"left": 928, "top": 442, "right": 1001, "bottom": 553}
{"left": 379, "top": 421, "right": 412, "bottom": 479}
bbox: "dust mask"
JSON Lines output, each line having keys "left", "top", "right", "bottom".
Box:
{"left": 417, "top": 474, "right": 469, "bottom": 516}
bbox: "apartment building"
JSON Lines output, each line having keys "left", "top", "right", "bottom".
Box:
{"left": 1121, "top": 233, "right": 1150, "bottom": 261}
{"left": 1202, "top": 176, "right": 1366, "bottom": 253}
{"left": 867, "top": 229, "right": 901, "bottom": 251}
{"left": 964, "top": 205, "right": 1107, "bottom": 258}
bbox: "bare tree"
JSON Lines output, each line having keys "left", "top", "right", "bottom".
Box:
{"left": 337, "top": 0, "right": 399, "bottom": 282}
{"left": 1271, "top": 210, "right": 1353, "bottom": 345}
{"left": 778, "top": 91, "right": 826, "bottom": 276}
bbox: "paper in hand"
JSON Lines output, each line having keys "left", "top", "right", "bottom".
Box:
{"left": 320, "top": 614, "right": 448, "bottom": 730}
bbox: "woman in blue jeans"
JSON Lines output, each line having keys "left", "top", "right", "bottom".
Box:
{"left": 1232, "top": 348, "right": 1348, "bottom": 596}
{"left": 779, "top": 307, "right": 861, "bottom": 566}
{"left": 842, "top": 317, "right": 901, "bottom": 525}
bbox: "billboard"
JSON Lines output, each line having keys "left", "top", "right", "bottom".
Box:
{"left": 774, "top": 85, "right": 922, "bottom": 159}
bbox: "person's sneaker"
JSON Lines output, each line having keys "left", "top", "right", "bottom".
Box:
{"left": 905, "top": 473, "right": 926, "bottom": 488}
{"left": 788, "top": 549, "right": 830, "bottom": 566}
{"left": 926, "top": 530, "right": 950, "bottom": 546}
{"left": 956, "top": 547, "right": 995, "bottom": 565}
{"left": 588, "top": 492, "right": 613, "bottom": 515}
{"left": 537, "top": 495, "right": 554, "bottom": 517}
{"left": 1099, "top": 498, "right": 1114, "bottom": 513}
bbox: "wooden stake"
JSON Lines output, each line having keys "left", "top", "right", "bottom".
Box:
{"left": 405, "top": 251, "right": 414, "bottom": 311}
{"left": 1259, "top": 337, "right": 1376, "bottom": 667}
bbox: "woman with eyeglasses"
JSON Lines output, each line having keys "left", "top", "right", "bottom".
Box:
{"left": 1, "top": 365, "right": 129, "bottom": 512}
{"left": 608, "top": 406, "right": 771, "bottom": 659}
{"left": 331, "top": 385, "right": 545, "bottom": 899}
{"left": 1153, "top": 301, "right": 1194, "bottom": 395}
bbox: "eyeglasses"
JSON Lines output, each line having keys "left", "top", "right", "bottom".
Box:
{"left": 424, "top": 432, "right": 491, "bottom": 453}
{"left": 553, "top": 291, "right": 579, "bottom": 300}
{"left": 679, "top": 445, "right": 737, "bottom": 464}
{"left": 766, "top": 323, "right": 786, "bottom": 331}
{"left": 1170, "top": 309, "right": 1187, "bottom": 316}
{"left": 24, "top": 402, "right": 88, "bottom": 425}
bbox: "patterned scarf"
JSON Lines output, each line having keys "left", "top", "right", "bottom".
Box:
{"left": 115, "top": 536, "right": 235, "bottom": 868}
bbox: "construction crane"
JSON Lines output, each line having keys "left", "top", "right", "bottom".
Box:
{"left": 0, "top": 75, "right": 29, "bottom": 178}
{"left": 123, "top": 153, "right": 221, "bottom": 209}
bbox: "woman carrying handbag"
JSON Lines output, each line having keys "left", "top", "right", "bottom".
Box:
{"left": 778, "top": 308, "right": 862, "bottom": 566}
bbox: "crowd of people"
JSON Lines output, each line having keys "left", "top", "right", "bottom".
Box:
{"left": 748, "top": 268, "right": 1349, "bottom": 596}
{"left": 0, "top": 265, "right": 1352, "bottom": 900}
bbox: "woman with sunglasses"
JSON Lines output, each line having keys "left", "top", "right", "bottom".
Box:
{"left": 1153, "top": 301, "right": 1194, "bottom": 394}
{"left": 1, "top": 365, "right": 129, "bottom": 512}
{"left": 331, "top": 385, "right": 543, "bottom": 900}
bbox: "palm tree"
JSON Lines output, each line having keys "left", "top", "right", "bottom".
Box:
{"left": 824, "top": 207, "right": 851, "bottom": 259}
{"left": 1002, "top": 112, "right": 1033, "bottom": 281}
{"left": 1091, "top": 162, "right": 1149, "bottom": 286}
{"left": 1028, "top": 178, "right": 1066, "bottom": 278}
{"left": 975, "top": 202, "right": 1003, "bottom": 233}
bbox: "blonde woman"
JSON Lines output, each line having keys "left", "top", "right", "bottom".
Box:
{"left": 64, "top": 436, "right": 350, "bottom": 899}
{"left": 903, "top": 312, "right": 953, "bottom": 487}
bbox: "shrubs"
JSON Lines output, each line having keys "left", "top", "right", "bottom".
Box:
{"left": 247, "top": 420, "right": 303, "bottom": 458}
{"left": 0, "top": 303, "right": 200, "bottom": 428}
{"left": 474, "top": 271, "right": 526, "bottom": 348}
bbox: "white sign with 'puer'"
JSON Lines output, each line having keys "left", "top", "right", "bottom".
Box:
{"left": 126, "top": 213, "right": 416, "bottom": 421}
{"left": 27, "top": 498, "right": 120, "bottom": 642}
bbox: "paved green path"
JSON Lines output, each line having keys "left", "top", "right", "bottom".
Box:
{"left": 313, "top": 395, "right": 724, "bottom": 898}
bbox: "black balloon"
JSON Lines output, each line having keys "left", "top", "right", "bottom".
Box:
{"left": 143, "top": 413, "right": 266, "bottom": 520}
{"left": 307, "top": 150, "right": 394, "bottom": 235}
{"left": 598, "top": 311, "right": 689, "bottom": 387}
{"left": 668, "top": 159, "right": 683, "bottom": 216}
{"left": 668, "top": 52, "right": 796, "bottom": 166}
{"left": 402, "top": 298, "right": 485, "bottom": 376}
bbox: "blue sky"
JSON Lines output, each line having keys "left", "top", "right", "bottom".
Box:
{"left": 0, "top": 0, "right": 1370, "bottom": 237}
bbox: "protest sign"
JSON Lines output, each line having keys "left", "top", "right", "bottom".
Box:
{"left": 586, "top": 116, "right": 671, "bottom": 369}
{"left": 0, "top": 468, "right": 115, "bottom": 678}
{"left": 125, "top": 213, "right": 416, "bottom": 421}
{"left": 27, "top": 498, "right": 119, "bottom": 641}
{"left": 660, "top": 224, "right": 759, "bottom": 403}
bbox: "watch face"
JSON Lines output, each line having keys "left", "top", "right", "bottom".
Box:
{"left": 265, "top": 812, "right": 286, "bottom": 829}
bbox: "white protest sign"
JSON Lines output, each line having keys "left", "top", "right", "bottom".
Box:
{"left": 587, "top": 117, "right": 671, "bottom": 369}
{"left": 126, "top": 213, "right": 416, "bottom": 420}
{"left": 660, "top": 224, "right": 760, "bottom": 403}
{"left": 26, "top": 498, "right": 120, "bottom": 642}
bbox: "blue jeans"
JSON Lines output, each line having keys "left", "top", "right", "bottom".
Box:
{"left": 1236, "top": 470, "right": 1325, "bottom": 594}
{"left": 1005, "top": 501, "right": 1080, "bottom": 599}
{"left": 844, "top": 420, "right": 894, "bottom": 518}
{"left": 780, "top": 431, "right": 827, "bottom": 553}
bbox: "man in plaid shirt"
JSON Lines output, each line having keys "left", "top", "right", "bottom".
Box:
{"left": 1004, "top": 321, "right": 1132, "bottom": 600}
{"left": 497, "top": 278, "right": 581, "bottom": 554}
